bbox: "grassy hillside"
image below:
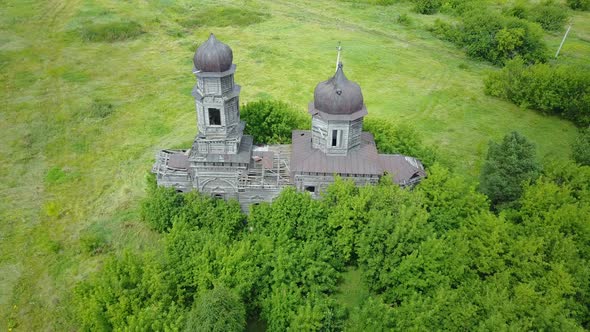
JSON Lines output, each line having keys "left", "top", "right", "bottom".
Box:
{"left": 0, "top": 0, "right": 587, "bottom": 329}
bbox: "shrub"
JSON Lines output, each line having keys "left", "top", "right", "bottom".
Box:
{"left": 140, "top": 174, "right": 184, "bottom": 232}
{"left": 529, "top": 1, "right": 569, "bottom": 31}
{"left": 413, "top": 0, "right": 442, "bottom": 15}
{"left": 567, "top": 0, "right": 590, "bottom": 10}
{"left": 504, "top": 3, "right": 529, "bottom": 19}
{"left": 79, "top": 21, "right": 143, "bottom": 42}
{"left": 364, "top": 117, "right": 438, "bottom": 167}
{"left": 462, "top": 13, "right": 546, "bottom": 65}
{"left": 484, "top": 58, "right": 590, "bottom": 126}
{"left": 240, "top": 100, "right": 308, "bottom": 144}
{"left": 504, "top": 1, "right": 569, "bottom": 31}
{"left": 430, "top": 11, "right": 547, "bottom": 65}
{"left": 571, "top": 129, "right": 590, "bottom": 166}
{"left": 439, "top": 0, "right": 482, "bottom": 16}
{"left": 185, "top": 286, "right": 246, "bottom": 332}
{"left": 429, "top": 19, "right": 461, "bottom": 43}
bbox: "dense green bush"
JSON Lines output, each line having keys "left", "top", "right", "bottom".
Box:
{"left": 430, "top": 12, "right": 547, "bottom": 65}
{"left": 479, "top": 131, "right": 540, "bottom": 209}
{"left": 185, "top": 286, "right": 246, "bottom": 332}
{"left": 567, "top": 0, "right": 590, "bottom": 10}
{"left": 140, "top": 174, "right": 184, "bottom": 232}
{"left": 439, "top": 0, "right": 483, "bottom": 15}
{"left": 529, "top": 1, "right": 569, "bottom": 31}
{"left": 364, "top": 117, "right": 438, "bottom": 167}
{"left": 484, "top": 58, "right": 590, "bottom": 126}
{"left": 464, "top": 13, "right": 547, "bottom": 65}
{"left": 240, "top": 100, "right": 308, "bottom": 144}
{"left": 78, "top": 21, "right": 143, "bottom": 42}
{"left": 413, "top": 0, "right": 442, "bottom": 14}
{"left": 572, "top": 129, "right": 590, "bottom": 166}
{"left": 505, "top": 1, "right": 569, "bottom": 31}
{"left": 77, "top": 160, "right": 590, "bottom": 330}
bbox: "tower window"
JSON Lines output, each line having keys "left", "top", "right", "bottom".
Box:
{"left": 208, "top": 108, "right": 221, "bottom": 125}
{"left": 331, "top": 130, "right": 339, "bottom": 147}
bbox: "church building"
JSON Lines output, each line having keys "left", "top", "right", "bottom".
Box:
{"left": 152, "top": 34, "right": 426, "bottom": 211}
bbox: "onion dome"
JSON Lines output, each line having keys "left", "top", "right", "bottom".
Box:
{"left": 193, "top": 33, "right": 233, "bottom": 72}
{"left": 313, "top": 63, "right": 364, "bottom": 115}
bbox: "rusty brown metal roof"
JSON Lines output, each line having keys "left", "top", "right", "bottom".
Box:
{"left": 379, "top": 154, "right": 426, "bottom": 185}
{"left": 290, "top": 130, "right": 383, "bottom": 175}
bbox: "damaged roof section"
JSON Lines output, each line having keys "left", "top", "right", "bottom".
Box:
{"left": 379, "top": 154, "right": 426, "bottom": 186}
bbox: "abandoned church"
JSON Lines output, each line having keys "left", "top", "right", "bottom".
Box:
{"left": 152, "top": 34, "right": 426, "bottom": 211}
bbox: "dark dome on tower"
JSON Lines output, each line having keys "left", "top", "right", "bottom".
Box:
{"left": 193, "top": 33, "right": 233, "bottom": 72}
{"left": 313, "top": 63, "right": 364, "bottom": 115}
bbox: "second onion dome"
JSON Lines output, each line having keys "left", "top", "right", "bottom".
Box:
{"left": 193, "top": 33, "right": 233, "bottom": 72}
{"left": 313, "top": 63, "right": 364, "bottom": 115}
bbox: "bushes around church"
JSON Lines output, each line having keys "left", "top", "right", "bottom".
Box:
{"left": 75, "top": 101, "right": 590, "bottom": 330}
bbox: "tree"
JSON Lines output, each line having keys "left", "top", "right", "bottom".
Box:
{"left": 484, "top": 59, "right": 590, "bottom": 126}
{"left": 140, "top": 174, "right": 184, "bottom": 232}
{"left": 572, "top": 129, "right": 590, "bottom": 166}
{"left": 185, "top": 286, "right": 246, "bottom": 332}
{"left": 479, "top": 132, "right": 540, "bottom": 209}
{"left": 364, "top": 117, "right": 438, "bottom": 167}
{"left": 240, "top": 100, "right": 308, "bottom": 144}
{"left": 529, "top": 1, "right": 569, "bottom": 31}
{"left": 417, "top": 164, "right": 489, "bottom": 233}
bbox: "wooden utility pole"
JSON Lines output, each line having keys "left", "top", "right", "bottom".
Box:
{"left": 555, "top": 24, "right": 572, "bottom": 58}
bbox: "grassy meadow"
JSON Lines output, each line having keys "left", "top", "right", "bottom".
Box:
{"left": 1, "top": 0, "right": 588, "bottom": 329}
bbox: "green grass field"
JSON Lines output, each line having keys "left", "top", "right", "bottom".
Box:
{"left": 1, "top": 0, "right": 588, "bottom": 329}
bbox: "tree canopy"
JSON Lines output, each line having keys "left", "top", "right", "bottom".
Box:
{"left": 75, "top": 158, "right": 590, "bottom": 330}
{"left": 479, "top": 131, "right": 540, "bottom": 209}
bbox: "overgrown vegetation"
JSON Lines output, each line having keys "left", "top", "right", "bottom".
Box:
{"left": 75, "top": 157, "right": 590, "bottom": 330}
{"left": 364, "top": 117, "right": 438, "bottom": 167}
{"left": 484, "top": 58, "right": 590, "bottom": 126}
{"left": 572, "top": 128, "right": 590, "bottom": 165}
{"left": 504, "top": 1, "right": 569, "bottom": 32}
{"left": 479, "top": 131, "right": 540, "bottom": 210}
{"left": 2, "top": 0, "right": 587, "bottom": 329}
{"left": 567, "top": 0, "right": 590, "bottom": 10}
{"left": 431, "top": 12, "right": 547, "bottom": 65}
{"left": 240, "top": 100, "right": 308, "bottom": 144}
